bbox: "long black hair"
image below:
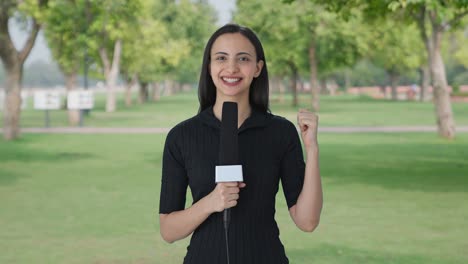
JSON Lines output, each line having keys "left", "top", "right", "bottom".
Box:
{"left": 198, "top": 24, "right": 270, "bottom": 113}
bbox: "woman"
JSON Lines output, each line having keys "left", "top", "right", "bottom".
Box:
{"left": 159, "top": 24, "right": 322, "bottom": 264}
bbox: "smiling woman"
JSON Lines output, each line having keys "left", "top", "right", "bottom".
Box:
{"left": 209, "top": 33, "right": 264, "bottom": 109}
{"left": 158, "top": 24, "right": 323, "bottom": 264}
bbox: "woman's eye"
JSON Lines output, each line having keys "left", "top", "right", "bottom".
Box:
{"left": 215, "top": 56, "right": 226, "bottom": 61}
{"left": 239, "top": 57, "right": 249, "bottom": 62}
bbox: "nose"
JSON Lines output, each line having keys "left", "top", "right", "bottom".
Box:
{"left": 226, "top": 58, "right": 239, "bottom": 73}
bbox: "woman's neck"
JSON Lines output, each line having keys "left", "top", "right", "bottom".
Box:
{"left": 213, "top": 99, "right": 251, "bottom": 128}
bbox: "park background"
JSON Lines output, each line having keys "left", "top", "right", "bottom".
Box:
{"left": 1, "top": 0, "right": 468, "bottom": 263}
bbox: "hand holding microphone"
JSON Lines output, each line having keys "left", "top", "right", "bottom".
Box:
{"left": 208, "top": 182, "right": 246, "bottom": 212}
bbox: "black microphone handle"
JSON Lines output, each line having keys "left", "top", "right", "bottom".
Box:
{"left": 223, "top": 208, "right": 231, "bottom": 229}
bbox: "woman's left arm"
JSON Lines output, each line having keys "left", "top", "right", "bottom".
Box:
{"left": 289, "top": 109, "right": 323, "bottom": 232}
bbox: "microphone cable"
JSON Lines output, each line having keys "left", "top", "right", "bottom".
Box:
{"left": 223, "top": 209, "right": 231, "bottom": 264}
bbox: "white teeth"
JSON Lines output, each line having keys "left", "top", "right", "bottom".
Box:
{"left": 222, "top": 77, "right": 240, "bottom": 83}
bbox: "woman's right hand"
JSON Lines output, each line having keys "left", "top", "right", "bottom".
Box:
{"left": 208, "top": 182, "right": 246, "bottom": 212}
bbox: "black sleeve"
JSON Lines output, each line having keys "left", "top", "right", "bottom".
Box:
{"left": 159, "top": 127, "right": 188, "bottom": 214}
{"left": 280, "top": 120, "right": 305, "bottom": 209}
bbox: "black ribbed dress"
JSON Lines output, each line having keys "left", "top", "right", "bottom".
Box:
{"left": 159, "top": 107, "right": 305, "bottom": 264}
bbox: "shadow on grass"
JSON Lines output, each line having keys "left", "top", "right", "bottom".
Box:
{"left": 0, "top": 144, "right": 95, "bottom": 185}
{"left": 0, "top": 138, "right": 95, "bottom": 163}
{"left": 289, "top": 243, "right": 459, "bottom": 264}
{"left": 0, "top": 168, "right": 27, "bottom": 185}
{"left": 321, "top": 141, "right": 468, "bottom": 193}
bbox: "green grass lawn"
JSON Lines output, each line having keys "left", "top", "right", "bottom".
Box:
{"left": 4, "top": 91, "right": 468, "bottom": 128}
{"left": 1, "top": 133, "right": 467, "bottom": 263}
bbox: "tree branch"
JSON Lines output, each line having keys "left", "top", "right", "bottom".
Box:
{"left": 18, "top": 19, "right": 41, "bottom": 64}
{"left": 99, "top": 47, "right": 111, "bottom": 77}
{"left": 441, "top": 9, "right": 468, "bottom": 31}
{"left": 0, "top": 1, "right": 17, "bottom": 65}
{"left": 111, "top": 39, "right": 122, "bottom": 73}
{"left": 18, "top": 0, "right": 49, "bottom": 63}
{"left": 416, "top": 5, "right": 433, "bottom": 59}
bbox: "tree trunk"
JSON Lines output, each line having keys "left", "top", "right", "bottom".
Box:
{"left": 389, "top": 70, "right": 399, "bottom": 101}
{"left": 174, "top": 82, "right": 181, "bottom": 94}
{"left": 288, "top": 62, "right": 298, "bottom": 107}
{"left": 278, "top": 77, "right": 285, "bottom": 103}
{"left": 0, "top": 12, "right": 41, "bottom": 140}
{"left": 298, "top": 79, "right": 304, "bottom": 93}
{"left": 164, "top": 79, "right": 173, "bottom": 96}
{"left": 125, "top": 73, "right": 137, "bottom": 107}
{"left": 430, "top": 32, "right": 455, "bottom": 138}
{"left": 319, "top": 79, "right": 327, "bottom": 95}
{"left": 139, "top": 82, "right": 149, "bottom": 103}
{"left": 152, "top": 82, "right": 161, "bottom": 102}
{"left": 65, "top": 72, "right": 80, "bottom": 126}
{"left": 344, "top": 69, "right": 351, "bottom": 91}
{"left": 309, "top": 39, "right": 320, "bottom": 112}
{"left": 380, "top": 85, "right": 387, "bottom": 98}
{"left": 329, "top": 78, "right": 337, "bottom": 96}
{"left": 269, "top": 77, "right": 277, "bottom": 99}
{"left": 3, "top": 64, "right": 22, "bottom": 140}
{"left": 419, "top": 64, "right": 430, "bottom": 102}
{"left": 417, "top": 8, "right": 455, "bottom": 138}
{"left": 99, "top": 39, "right": 122, "bottom": 113}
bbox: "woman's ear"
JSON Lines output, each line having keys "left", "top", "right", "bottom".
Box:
{"left": 254, "top": 60, "right": 264, "bottom": 77}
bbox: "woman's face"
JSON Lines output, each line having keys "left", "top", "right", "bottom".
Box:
{"left": 209, "top": 33, "right": 264, "bottom": 102}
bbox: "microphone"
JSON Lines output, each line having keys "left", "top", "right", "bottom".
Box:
{"left": 216, "top": 101, "right": 243, "bottom": 264}
{"left": 216, "top": 102, "right": 242, "bottom": 183}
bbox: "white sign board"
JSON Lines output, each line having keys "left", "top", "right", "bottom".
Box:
{"left": 67, "top": 90, "right": 94, "bottom": 110}
{"left": 34, "top": 91, "right": 62, "bottom": 110}
{"left": 21, "top": 91, "right": 28, "bottom": 109}
{"left": 0, "top": 91, "right": 28, "bottom": 110}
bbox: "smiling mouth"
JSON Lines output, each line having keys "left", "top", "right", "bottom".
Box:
{"left": 222, "top": 77, "right": 242, "bottom": 84}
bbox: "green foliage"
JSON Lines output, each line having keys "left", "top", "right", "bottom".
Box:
{"left": 452, "top": 25, "right": 468, "bottom": 68}
{"left": 346, "top": 60, "right": 388, "bottom": 87}
{"left": 119, "top": 0, "right": 216, "bottom": 84}
{"left": 44, "top": 0, "right": 89, "bottom": 75}
{"left": 235, "top": 0, "right": 366, "bottom": 79}
{"left": 235, "top": 0, "right": 306, "bottom": 76}
{"left": 452, "top": 71, "right": 468, "bottom": 88}
{"left": 16, "top": 0, "right": 49, "bottom": 22}
{"left": 366, "top": 19, "right": 423, "bottom": 78}
{"left": 158, "top": 0, "right": 217, "bottom": 83}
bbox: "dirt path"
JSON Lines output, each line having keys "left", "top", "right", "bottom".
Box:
{"left": 2, "top": 126, "right": 467, "bottom": 134}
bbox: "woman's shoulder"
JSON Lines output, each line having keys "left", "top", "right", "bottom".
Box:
{"left": 268, "top": 113, "right": 298, "bottom": 132}
{"left": 166, "top": 114, "right": 203, "bottom": 140}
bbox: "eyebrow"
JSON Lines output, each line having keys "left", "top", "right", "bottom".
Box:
{"left": 213, "top": 51, "right": 253, "bottom": 57}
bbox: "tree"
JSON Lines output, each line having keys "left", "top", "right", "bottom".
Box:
{"left": 322, "top": 0, "right": 468, "bottom": 138}
{"left": 84, "top": 0, "right": 142, "bottom": 112}
{"left": 44, "top": 0, "right": 89, "bottom": 125}
{"left": 401, "top": 1, "right": 466, "bottom": 138}
{"left": 121, "top": 15, "right": 188, "bottom": 104}
{"left": 157, "top": 0, "right": 217, "bottom": 90}
{"left": 237, "top": 0, "right": 365, "bottom": 110}
{"left": 236, "top": 0, "right": 308, "bottom": 107}
{"left": 0, "top": 0, "right": 48, "bottom": 140}
{"left": 367, "top": 19, "right": 423, "bottom": 100}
